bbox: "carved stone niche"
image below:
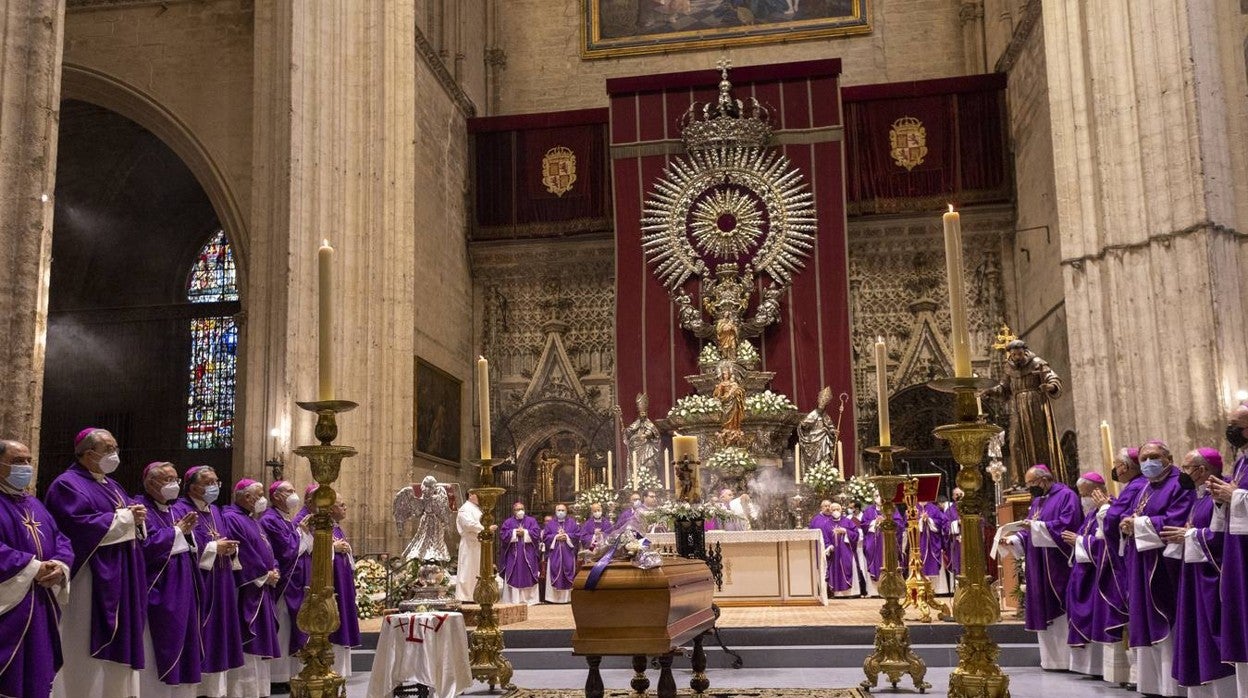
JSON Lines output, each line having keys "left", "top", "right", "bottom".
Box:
{"left": 496, "top": 398, "right": 614, "bottom": 514}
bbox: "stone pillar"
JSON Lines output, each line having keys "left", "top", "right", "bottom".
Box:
{"left": 1043, "top": 0, "right": 1248, "bottom": 463}
{"left": 247, "top": 0, "right": 417, "bottom": 550}
{"left": 0, "top": 2, "right": 66, "bottom": 452}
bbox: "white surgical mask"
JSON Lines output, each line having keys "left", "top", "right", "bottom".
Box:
{"left": 202, "top": 484, "right": 220, "bottom": 504}
{"left": 160, "top": 482, "right": 181, "bottom": 502}
{"left": 5, "top": 464, "right": 33, "bottom": 490}
{"left": 98, "top": 452, "right": 120, "bottom": 474}
{"left": 253, "top": 496, "right": 269, "bottom": 515}
{"left": 514, "top": 510, "right": 525, "bottom": 519}
{"left": 556, "top": 511, "right": 566, "bottom": 520}
{"left": 1141, "top": 458, "right": 1166, "bottom": 479}
{"left": 285, "top": 493, "right": 300, "bottom": 511}
{"left": 592, "top": 511, "right": 602, "bottom": 519}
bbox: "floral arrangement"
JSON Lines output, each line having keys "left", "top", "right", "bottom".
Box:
{"left": 354, "top": 558, "right": 390, "bottom": 620}
{"left": 698, "top": 340, "right": 760, "bottom": 368}
{"left": 626, "top": 465, "right": 666, "bottom": 494}
{"left": 579, "top": 525, "right": 663, "bottom": 571}
{"left": 642, "top": 500, "right": 740, "bottom": 529}
{"left": 802, "top": 457, "right": 842, "bottom": 494}
{"left": 706, "top": 446, "right": 758, "bottom": 480}
{"left": 667, "top": 394, "right": 723, "bottom": 421}
{"left": 745, "top": 389, "right": 797, "bottom": 416}
{"left": 843, "top": 475, "right": 880, "bottom": 509}
{"left": 572, "top": 483, "right": 619, "bottom": 518}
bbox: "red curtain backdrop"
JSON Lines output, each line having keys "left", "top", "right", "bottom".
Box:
{"left": 843, "top": 74, "right": 1010, "bottom": 214}
{"left": 608, "top": 59, "right": 856, "bottom": 474}
{"left": 469, "top": 108, "right": 612, "bottom": 239}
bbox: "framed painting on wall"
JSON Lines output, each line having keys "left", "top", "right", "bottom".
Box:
{"left": 414, "top": 357, "right": 463, "bottom": 466}
{"left": 582, "top": 0, "right": 871, "bottom": 59}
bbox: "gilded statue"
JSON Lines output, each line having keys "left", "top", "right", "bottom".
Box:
{"left": 798, "top": 386, "right": 838, "bottom": 472}
{"left": 622, "top": 393, "right": 662, "bottom": 477}
{"left": 701, "top": 263, "right": 753, "bottom": 360}
{"left": 713, "top": 360, "right": 748, "bottom": 445}
{"left": 981, "top": 339, "right": 1065, "bottom": 487}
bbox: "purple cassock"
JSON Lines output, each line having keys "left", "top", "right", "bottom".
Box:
{"left": 1218, "top": 454, "right": 1248, "bottom": 668}
{"left": 1121, "top": 468, "right": 1194, "bottom": 648}
{"left": 134, "top": 493, "right": 203, "bottom": 686}
{"left": 223, "top": 503, "right": 281, "bottom": 659}
{"left": 0, "top": 490, "right": 74, "bottom": 697}
{"left": 499, "top": 515, "right": 541, "bottom": 589}
{"left": 1065, "top": 503, "right": 1107, "bottom": 647}
{"left": 45, "top": 463, "right": 147, "bottom": 668}
{"left": 811, "top": 513, "right": 859, "bottom": 592}
{"left": 329, "top": 523, "right": 360, "bottom": 648}
{"left": 915, "top": 503, "right": 945, "bottom": 576}
{"left": 943, "top": 503, "right": 962, "bottom": 574}
{"left": 542, "top": 517, "right": 581, "bottom": 592}
{"left": 1014, "top": 482, "right": 1080, "bottom": 633}
{"left": 259, "top": 508, "right": 310, "bottom": 653}
{"left": 1173, "top": 489, "right": 1232, "bottom": 687}
{"left": 1097, "top": 475, "right": 1148, "bottom": 641}
{"left": 184, "top": 497, "right": 245, "bottom": 674}
{"left": 861, "top": 505, "right": 882, "bottom": 580}
{"left": 578, "top": 516, "right": 611, "bottom": 550}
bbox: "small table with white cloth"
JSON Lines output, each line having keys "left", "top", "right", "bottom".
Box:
{"left": 366, "top": 611, "right": 472, "bottom": 698}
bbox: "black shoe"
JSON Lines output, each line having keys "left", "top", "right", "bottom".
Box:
{"left": 270, "top": 682, "right": 291, "bottom": 695}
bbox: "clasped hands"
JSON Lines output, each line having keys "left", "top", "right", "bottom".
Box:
{"left": 34, "top": 560, "right": 64, "bottom": 588}
{"left": 1208, "top": 476, "right": 1239, "bottom": 504}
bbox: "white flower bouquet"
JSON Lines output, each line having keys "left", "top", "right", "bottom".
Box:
{"left": 706, "top": 446, "right": 758, "bottom": 480}
{"left": 745, "top": 389, "right": 797, "bottom": 416}
{"left": 666, "top": 394, "right": 723, "bottom": 423}
{"left": 572, "top": 483, "right": 619, "bottom": 518}
{"left": 802, "top": 457, "right": 842, "bottom": 495}
{"left": 844, "top": 475, "right": 881, "bottom": 508}
{"left": 354, "top": 557, "right": 390, "bottom": 620}
{"left": 643, "top": 499, "right": 739, "bottom": 529}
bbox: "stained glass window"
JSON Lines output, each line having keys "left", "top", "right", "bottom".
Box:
{"left": 186, "top": 230, "right": 239, "bottom": 449}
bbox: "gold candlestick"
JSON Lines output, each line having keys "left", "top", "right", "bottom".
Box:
{"left": 291, "top": 399, "right": 358, "bottom": 698}
{"left": 900, "top": 477, "right": 950, "bottom": 624}
{"left": 468, "top": 458, "right": 515, "bottom": 691}
{"left": 861, "top": 445, "right": 930, "bottom": 693}
{"left": 930, "top": 376, "right": 1007, "bottom": 698}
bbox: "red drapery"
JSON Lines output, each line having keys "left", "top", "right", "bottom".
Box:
{"left": 608, "top": 59, "right": 856, "bottom": 474}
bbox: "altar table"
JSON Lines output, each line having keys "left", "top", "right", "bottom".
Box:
{"left": 646, "top": 529, "right": 829, "bottom": 606}
{"left": 366, "top": 611, "right": 472, "bottom": 698}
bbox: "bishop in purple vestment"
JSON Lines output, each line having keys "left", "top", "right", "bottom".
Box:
{"left": 1164, "top": 448, "right": 1236, "bottom": 697}
{"left": 1208, "top": 403, "right": 1248, "bottom": 696}
{"left": 542, "top": 505, "right": 580, "bottom": 604}
{"left": 223, "top": 479, "right": 281, "bottom": 696}
{"left": 135, "top": 462, "right": 203, "bottom": 696}
{"left": 181, "top": 466, "right": 244, "bottom": 698}
{"left": 944, "top": 488, "right": 964, "bottom": 576}
{"left": 860, "top": 501, "right": 883, "bottom": 582}
{"left": 578, "top": 503, "right": 611, "bottom": 551}
{"left": 499, "top": 502, "right": 541, "bottom": 605}
{"left": 47, "top": 428, "right": 146, "bottom": 698}
{"left": 812, "top": 501, "right": 858, "bottom": 596}
{"left": 259, "top": 480, "right": 311, "bottom": 683}
{"left": 0, "top": 440, "right": 73, "bottom": 698}
{"left": 1118, "top": 441, "right": 1193, "bottom": 698}
{"left": 1061, "top": 471, "right": 1110, "bottom": 675}
{"left": 998, "top": 464, "right": 1080, "bottom": 670}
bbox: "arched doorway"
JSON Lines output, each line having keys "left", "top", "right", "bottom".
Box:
{"left": 37, "top": 100, "right": 240, "bottom": 494}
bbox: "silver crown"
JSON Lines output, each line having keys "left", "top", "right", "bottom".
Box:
{"left": 679, "top": 59, "right": 773, "bottom": 152}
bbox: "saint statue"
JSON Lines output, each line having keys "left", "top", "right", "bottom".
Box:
{"left": 713, "top": 360, "right": 747, "bottom": 445}
{"left": 622, "top": 394, "right": 662, "bottom": 477}
{"left": 798, "top": 386, "right": 837, "bottom": 472}
{"left": 981, "top": 339, "right": 1065, "bottom": 487}
{"left": 394, "top": 475, "right": 452, "bottom": 562}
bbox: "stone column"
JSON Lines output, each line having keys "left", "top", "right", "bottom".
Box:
{"left": 0, "top": 2, "right": 66, "bottom": 452}
{"left": 247, "top": 0, "right": 417, "bottom": 549}
{"left": 1043, "top": 0, "right": 1248, "bottom": 462}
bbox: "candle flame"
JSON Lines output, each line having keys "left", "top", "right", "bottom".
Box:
{"left": 876, "top": 335, "right": 884, "bottom": 344}
{"left": 478, "top": 355, "right": 485, "bottom": 361}
{"left": 322, "top": 239, "right": 330, "bottom": 247}
{"left": 947, "top": 203, "right": 954, "bottom": 213}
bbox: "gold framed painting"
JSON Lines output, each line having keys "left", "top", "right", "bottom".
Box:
{"left": 414, "top": 357, "right": 463, "bottom": 466}
{"left": 582, "top": 0, "right": 871, "bottom": 59}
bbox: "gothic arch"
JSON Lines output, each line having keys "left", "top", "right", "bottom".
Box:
{"left": 498, "top": 398, "right": 613, "bottom": 503}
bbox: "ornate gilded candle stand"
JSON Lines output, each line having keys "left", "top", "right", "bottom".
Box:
{"left": 901, "top": 478, "right": 950, "bottom": 624}
{"left": 468, "top": 458, "right": 515, "bottom": 692}
{"left": 861, "top": 445, "right": 930, "bottom": 694}
{"left": 930, "top": 377, "right": 1007, "bottom": 698}
{"left": 291, "top": 399, "right": 358, "bottom": 698}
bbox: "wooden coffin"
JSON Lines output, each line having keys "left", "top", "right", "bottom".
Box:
{"left": 571, "top": 557, "right": 716, "bottom": 656}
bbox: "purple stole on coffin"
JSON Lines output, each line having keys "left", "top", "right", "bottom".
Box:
{"left": 1218, "top": 454, "right": 1248, "bottom": 663}
{"left": 1122, "top": 469, "right": 1193, "bottom": 648}
{"left": 498, "top": 516, "right": 541, "bottom": 589}
{"left": 45, "top": 463, "right": 147, "bottom": 668}
{"left": 223, "top": 504, "right": 281, "bottom": 659}
{"left": 541, "top": 518, "right": 581, "bottom": 591}
{"left": 135, "top": 494, "right": 203, "bottom": 685}
{"left": 1065, "top": 504, "right": 1104, "bottom": 646}
{"left": 1173, "top": 492, "right": 1232, "bottom": 687}
{"left": 1015, "top": 482, "right": 1080, "bottom": 632}
{"left": 184, "top": 499, "right": 244, "bottom": 674}
{"left": 0, "top": 492, "right": 74, "bottom": 697}
{"left": 259, "top": 507, "right": 310, "bottom": 653}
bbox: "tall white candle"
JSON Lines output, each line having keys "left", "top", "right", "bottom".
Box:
{"left": 1100, "top": 421, "right": 1113, "bottom": 476}
{"left": 318, "top": 240, "right": 335, "bottom": 400}
{"left": 664, "top": 449, "right": 672, "bottom": 490}
{"left": 794, "top": 443, "right": 802, "bottom": 483}
{"left": 836, "top": 440, "right": 845, "bottom": 477}
{"left": 875, "top": 337, "right": 891, "bottom": 448}
{"left": 607, "top": 451, "right": 613, "bottom": 488}
{"left": 575, "top": 454, "right": 582, "bottom": 492}
{"left": 476, "top": 356, "right": 491, "bottom": 459}
{"left": 672, "top": 435, "right": 698, "bottom": 464}
{"left": 942, "top": 206, "right": 972, "bottom": 377}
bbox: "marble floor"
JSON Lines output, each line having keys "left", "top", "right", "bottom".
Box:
{"left": 341, "top": 665, "right": 1136, "bottom": 698}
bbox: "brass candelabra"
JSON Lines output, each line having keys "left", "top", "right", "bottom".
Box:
{"left": 291, "top": 399, "right": 358, "bottom": 698}
{"left": 901, "top": 478, "right": 949, "bottom": 624}
{"left": 861, "top": 445, "right": 930, "bottom": 693}
{"left": 930, "top": 377, "right": 1007, "bottom": 698}
{"left": 468, "top": 458, "right": 515, "bottom": 691}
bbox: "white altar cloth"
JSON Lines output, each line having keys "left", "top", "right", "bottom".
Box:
{"left": 366, "top": 611, "right": 472, "bottom": 698}
{"left": 646, "top": 529, "right": 828, "bottom": 606}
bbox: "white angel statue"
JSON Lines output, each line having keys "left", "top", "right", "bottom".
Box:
{"left": 394, "top": 475, "right": 452, "bottom": 562}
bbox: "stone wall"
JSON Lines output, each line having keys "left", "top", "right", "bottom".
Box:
{"left": 493, "top": 0, "right": 973, "bottom": 114}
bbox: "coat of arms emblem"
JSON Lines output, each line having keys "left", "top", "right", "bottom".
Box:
{"left": 888, "top": 116, "right": 928, "bottom": 171}
{"left": 542, "top": 146, "right": 577, "bottom": 197}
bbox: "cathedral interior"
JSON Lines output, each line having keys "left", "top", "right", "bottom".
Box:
{"left": 3, "top": 0, "right": 1248, "bottom": 561}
